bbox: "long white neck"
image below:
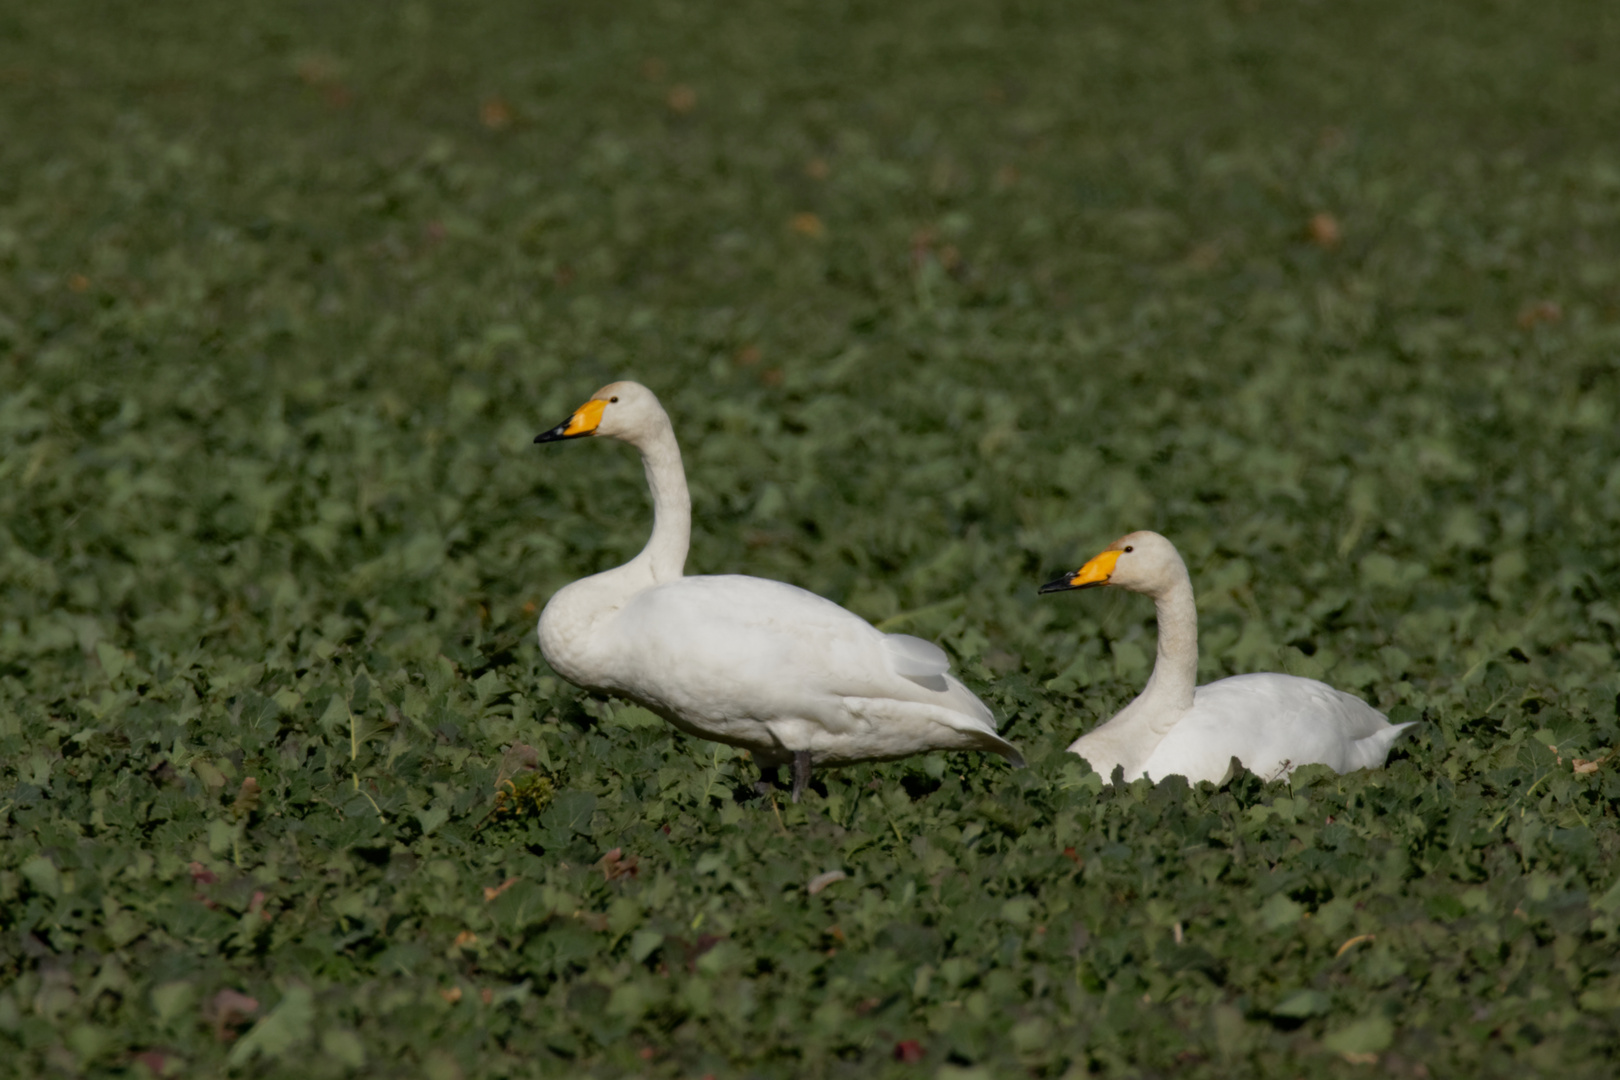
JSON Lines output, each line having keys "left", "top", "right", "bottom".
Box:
{"left": 625, "top": 413, "right": 690, "bottom": 583}
{"left": 1135, "top": 562, "right": 1198, "bottom": 724}
{"left": 535, "top": 397, "right": 692, "bottom": 688}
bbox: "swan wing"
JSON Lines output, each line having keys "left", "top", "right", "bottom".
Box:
{"left": 1142, "top": 673, "right": 1405, "bottom": 783}
{"left": 884, "top": 633, "right": 949, "bottom": 677}
{"left": 595, "top": 574, "right": 1009, "bottom": 758}
{"left": 882, "top": 632, "right": 998, "bottom": 727}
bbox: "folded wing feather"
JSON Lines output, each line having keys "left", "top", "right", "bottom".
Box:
{"left": 883, "top": 633, "right": 952, "bottom": 691}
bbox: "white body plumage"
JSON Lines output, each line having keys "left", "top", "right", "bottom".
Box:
{"left": 1069, "top": 670, "right": 1410, "bottom": 785}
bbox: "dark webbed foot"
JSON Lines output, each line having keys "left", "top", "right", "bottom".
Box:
{"left": 790, "top": 750, "right": 812, "bottom": 803}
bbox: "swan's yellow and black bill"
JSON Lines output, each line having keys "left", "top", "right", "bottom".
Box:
{"left": 534, "top": 399, "right": 606, "bottom": 443}
{"left": 1038, "top": 549, "right": 1121, "bottom": 594}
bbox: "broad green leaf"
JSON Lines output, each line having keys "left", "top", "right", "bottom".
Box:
{"left": 1322, "top": 1016, "right": 1394, "bottom": 1055}
{"left": 20, "top": 856, "right": 60, "bottom": 900}
{"left": 1271, "top": 989, "right": 1331, "bottom": 1019}
{"left": 228, "top": 986, "right": 315, "bottom": 1065}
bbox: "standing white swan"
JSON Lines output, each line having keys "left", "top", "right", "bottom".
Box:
{"left": 1039, "top": 531, "right": 1412, "bottom": 785}
{"left": 532, "top": 381, "right": 1023, "bottom": 800}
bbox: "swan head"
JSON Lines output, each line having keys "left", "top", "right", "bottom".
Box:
{"left": 534, "top": 381, "right": 662, "bottom": 444}
{"left": 1039, "top": 530, "right": 1180, "bottom": 596}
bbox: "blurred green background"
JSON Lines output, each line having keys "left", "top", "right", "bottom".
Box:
{"left": 3, "top": 1, "right": 1619, "bottom": 1076}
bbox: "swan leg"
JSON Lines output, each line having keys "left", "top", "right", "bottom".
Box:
{"left": 790, "top": 750, "right": 812, "bottom": 803}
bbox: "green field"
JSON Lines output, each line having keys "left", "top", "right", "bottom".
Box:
{"left": 4, "top": 1, "right": 1620, "bottom": 1076}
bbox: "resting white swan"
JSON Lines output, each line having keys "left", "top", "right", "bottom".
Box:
{"left": 532, "top": 381, "right": 1022, "bottom": 800}
{"left": 1040, "top": 531, "right": 1412, "bottom": 785}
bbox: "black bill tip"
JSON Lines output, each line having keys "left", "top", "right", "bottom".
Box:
{"left": 1038, "top": 573, "right": 1083, "bottom": 595}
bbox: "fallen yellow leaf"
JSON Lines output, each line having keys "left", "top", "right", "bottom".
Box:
{"left": 1335, "top": 933, "right": 1376, "bottom": 958}
{"left": 789, "top": 212, "right": 825, "bottom": 239}
{"left": 667, "top": 84, "right": 696, "bottom": 113}
{"left": 480, "top": 96, "right": 512, "bottom": 130}
{"left": 1308, "top": 212, "right": 1341, "bottom": 249}
{"left": 483, "top": 876, "right": 518, "bottom": 902}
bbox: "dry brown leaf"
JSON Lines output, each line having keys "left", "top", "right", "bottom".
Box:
{"left": 666, "top": 84, "right": 696, "bottom": 113}
{"left": 480, "top": 96, "right": 512, "bottom": 130}
{"left": 789, "top": 212, "right": 825, "bottom": 239}
{"left": 1335, "top": 933, "right": 1376, "bottom": 958}
{"left": 1308, "top": 212, "right": 1342, "bottom": 249}
{"left": 596, "top": 848, "right": 640, "bottom": 881}
{"left": 134, "top": 1049, "right": 181, "bottom": 1077}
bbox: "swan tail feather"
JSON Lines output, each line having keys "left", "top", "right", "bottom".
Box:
{"left": 841, "top": 696, "right": 1024, "bottom": 767}
{"left": 1351, "top": 721, "right": 1417, "bottom": 769}
{"left": 881, "top": 635, "right": 1000, "bottom": 731}
{"left": 942, "top": 674, "right": 998, "bottom": 728}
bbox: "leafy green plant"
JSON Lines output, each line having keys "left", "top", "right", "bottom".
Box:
{"left": 3, "top": 0, "right": 1620, "bottom": 1076}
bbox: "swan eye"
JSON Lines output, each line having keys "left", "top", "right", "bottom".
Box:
{"left": 1123, "top": 545, "right": 1133, "bottom": 553}
{"left": 610, "top": 396, "right": 619, "bottom": 403}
